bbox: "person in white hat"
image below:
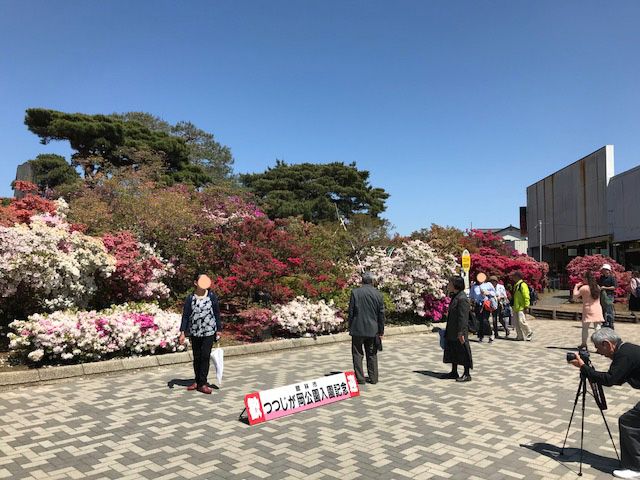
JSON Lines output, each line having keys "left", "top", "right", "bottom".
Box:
{"left": 598, "top": 264, "right": 618, "bottom": 329}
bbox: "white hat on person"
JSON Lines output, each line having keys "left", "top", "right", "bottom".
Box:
{"left": 602, "top": 263, "right": 612, "bottom": 271}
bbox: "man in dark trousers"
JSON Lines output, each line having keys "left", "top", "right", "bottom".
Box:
{"left": 348, "top": 270, "right": 385, "bottom": 385}
{"left": 569, "top": 328, "right": 640, "bottom": 479}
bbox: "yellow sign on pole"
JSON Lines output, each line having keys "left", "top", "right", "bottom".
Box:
{"left": 461, "top": 250, "right": 471, "bottom": 270}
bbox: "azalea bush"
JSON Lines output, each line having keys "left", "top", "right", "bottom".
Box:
{"left": 100, "top": 231, "right": 174, "bottom": 306}
{"left": 227, "top": 307, "right": 276, "bottom": 342}
{"left": 0, "top": 215, "right": 116, "bottom": 317}
{"left": 566, "top": 254, "right": 631, "bottom": 301}
{"left": 272, "top": 296, "right": 344, "bottom": 334}
{"left": 358, "top": 239, "right": 458, "bottom": 320}
{"left": 8, "top": 303, "right": 186, "bottom": 365}
{"left": 0, "top": 181, "right": 57, "bottom": 226}
{"left": 463, "top": 230, "right": 548, "bottom": 293}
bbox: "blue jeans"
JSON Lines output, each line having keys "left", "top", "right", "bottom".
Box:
{"left": 604, "top": 304, "right": 615, "bottom": 329}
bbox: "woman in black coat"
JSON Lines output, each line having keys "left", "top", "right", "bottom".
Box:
{"left": 443, "top": 275, "right": 473, "bottom": 382}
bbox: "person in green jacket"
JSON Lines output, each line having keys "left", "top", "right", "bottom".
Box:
{"left": 512, "top": 271, "right": 534, "bottom": 341}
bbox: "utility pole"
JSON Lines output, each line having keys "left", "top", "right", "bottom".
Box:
{"left": 539, "top": 219, "right": 543, "bottom": 263}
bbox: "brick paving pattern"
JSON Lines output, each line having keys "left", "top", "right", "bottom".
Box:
{"left": 1, "top": 319, "right": 638, "bottom": 479}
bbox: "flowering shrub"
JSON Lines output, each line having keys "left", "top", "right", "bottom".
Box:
{"left": 0, "top": 216, "right": 116, "bottom": 315}
{"left": 468, "top": 247, "right": 549, "bottom": 293}
{"left": 195, "top": 216, "right": 346, "bottom": 306}
{"left": 227, "top": 308, "right": 276, "bottom": 341}
{"left": 199, "top": 188, "right": 266, "bottom": 227}
{"left": 358, "top": 240, "right": 458, "bottom": 319}
{"left": 101, "top": 231, "right": 173, "bottom": 304}
{"left": 272, "top": 296, "right": 344, "bottom": 334}
{"left": 566, "top": 255, "right": 631, "bottom": 301}
{"left": 8, "top": 303, "right": 186, "bottom": 365}
{"left": 0, "top": 181, "right": 57, "bottom": 226}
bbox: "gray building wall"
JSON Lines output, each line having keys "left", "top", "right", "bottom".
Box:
{"left": 608, "top": 164, "right": 640, "bottom": 243}
{"left": 527, "top": 145, "right": 614, "bottom": 249}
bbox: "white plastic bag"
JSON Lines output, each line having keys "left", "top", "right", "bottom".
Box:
{"left": 210, "top": 348, "right": 224, "bottom": 384}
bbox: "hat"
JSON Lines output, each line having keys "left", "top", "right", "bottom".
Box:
{"left": 488, "top": 275, "right": 499, "bottom": 282}
{"left": 601, "top": 264, "right": 612, "bottom": 271}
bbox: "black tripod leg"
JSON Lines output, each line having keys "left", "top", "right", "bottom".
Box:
{"left": 596, "top": 402, "right": 621, "bottom": 462}
{"left": 579, "top": 376, "right": 586, "bottom": 476}
{"left": 562, "top": 377, "right": 584, "bottom": 454}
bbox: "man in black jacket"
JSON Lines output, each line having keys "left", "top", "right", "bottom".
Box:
{"left": 348, "top": 271, "right": 385, "bottom": 385}
{"left": 570, "top": 328, "right": 640, "bottom": 479}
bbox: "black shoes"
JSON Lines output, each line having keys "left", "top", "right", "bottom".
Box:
{"left": 441, "top": 371, "right": 460, "bottom": 379}
{"left": 455, "top": 374, "right": 472, "bottom": 382}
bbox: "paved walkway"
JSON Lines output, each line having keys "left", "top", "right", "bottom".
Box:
{"left": 1, "top": 319, "right": 639, "bottom": 479}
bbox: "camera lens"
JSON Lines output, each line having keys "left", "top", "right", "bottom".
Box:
{"left": 567, "top": 352, "right": 576, "bottom": 362}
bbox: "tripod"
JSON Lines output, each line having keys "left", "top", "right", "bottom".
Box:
{"left": 561, "top": 371, "right": 620, "bottom": 476}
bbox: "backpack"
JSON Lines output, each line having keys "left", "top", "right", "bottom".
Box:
{"left": 529, "top": 285, "right": 538, "bottom": 304}
{"left": 514, "top": 281, "right": 535, "bottom": 304}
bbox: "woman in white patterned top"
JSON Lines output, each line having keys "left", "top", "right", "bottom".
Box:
{"left": 179, "top": 272, "right": 222, "bottom": 394}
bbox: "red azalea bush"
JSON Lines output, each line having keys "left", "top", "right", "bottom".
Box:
{"left": 0, "top": 181, "right": 57, "bottom": 226}
{"left": 566, "top": 255, "right": 631, "bottom": 301}
{"left": 188, "top": 216, "right": 347, "bottom": 307}
{"left": 463, "top": 230, "right": 548, "bottom": 293}
{"left": 226, "top": 308, "right": 276, "bottom": 342}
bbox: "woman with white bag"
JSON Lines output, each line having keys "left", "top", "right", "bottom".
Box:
{"left": 179, "top": 272, "right": 222, "bottom": 394}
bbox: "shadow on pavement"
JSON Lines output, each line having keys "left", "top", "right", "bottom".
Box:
{"left": 167, "top": 378, "right": 219, "bottom": 389}
{"left": 546, "top": 346, "right": 581, "bottom": 352}
{"left": 413, "top": 370, "right": 448, "bottom": 379}
{"left": 522, "top": 442, "right": 618, "bottom": 476}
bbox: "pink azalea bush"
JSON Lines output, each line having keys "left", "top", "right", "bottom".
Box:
{"left": 566, "top": 254, "right": 631, "bottom": 301}
{"left": 229, "top": 307, "right": 277, "bottom": 341}
{"left": 8, "top": 303, "right": 186, "bottom": 365}
{"left": 101, "top": 231, "right": 174, "bottom": 304}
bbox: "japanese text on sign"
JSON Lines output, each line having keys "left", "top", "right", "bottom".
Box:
{"left": 243, "top": 372, "right": 360, "bottom": 425}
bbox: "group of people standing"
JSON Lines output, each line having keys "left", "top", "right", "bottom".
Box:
{"left": 442, "top": 271, "right": 534, "bottom": 382}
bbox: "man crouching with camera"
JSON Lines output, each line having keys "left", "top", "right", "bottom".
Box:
{"left": 569, "top": 328, "right": 640, "bottom": 479}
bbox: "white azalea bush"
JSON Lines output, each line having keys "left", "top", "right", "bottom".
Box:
{"left": 359, "top": 239, "right": 458, "bottom": 320}
{"left": 272, "top": 296, "right": 344, "bottom": 334}
{"left": 0, "top": 215, "right": 116, "bottom": 312}
{"left": 8, "top": 303, "right": 186, "bottom": 365}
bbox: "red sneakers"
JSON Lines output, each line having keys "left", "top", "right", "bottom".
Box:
{"left": 197, "top": 385, "right": 213, "bottom": 394}
{"left": 187, "top": 382, "right": 198, "bottom": 391}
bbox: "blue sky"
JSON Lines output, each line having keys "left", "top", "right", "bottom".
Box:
{"left": 1, "top": 1, "right": 639, "bottom": 235}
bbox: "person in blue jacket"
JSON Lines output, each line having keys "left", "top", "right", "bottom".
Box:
{"left": 179, "top": 272, "right": 222, "bottom": 394}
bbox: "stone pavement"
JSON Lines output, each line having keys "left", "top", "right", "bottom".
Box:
{"left": 1, "top": 319, "right": 639, "bottom": 480}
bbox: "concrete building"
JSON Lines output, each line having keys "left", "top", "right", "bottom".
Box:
{"left": 526, "top": 145, "right": 640, "bottom": 274}
{"left": 476, "top": 226, "right": 528, "bottom": 255}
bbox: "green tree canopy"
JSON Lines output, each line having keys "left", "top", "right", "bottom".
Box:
{"left": 28, "top": 154, "right": 80, "bottom": 192}
{"left": 24, "top": 108, "right": 211, "bottom": 187}
{"left": 240, "top": 161, "right": 389, "bottom": 223}
{"left": 111, "top": 112, "right": 235, "bottom": 184}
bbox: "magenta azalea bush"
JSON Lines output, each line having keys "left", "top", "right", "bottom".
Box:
{"left": 230, "top": 307, "right": 277, "bottom": 342}
{"left": 566, "top": 254, "right": 631, "bottom": 301}
{"left": 8, "top": 303, "right": 186, "bottom": 365}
